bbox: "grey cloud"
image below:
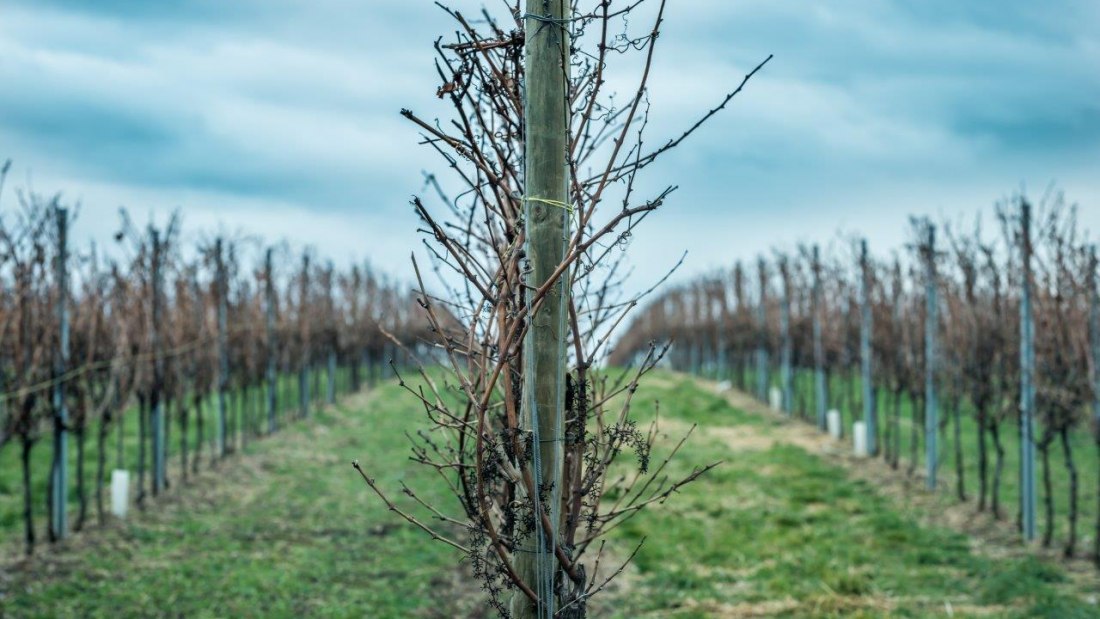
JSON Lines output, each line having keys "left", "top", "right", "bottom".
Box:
{"left": 0, "top": 0, "right": 1098, "bottom": 287}
{"left": 9, "top": 0, "right": 261, "bottom": 23}
{"left": 955, "top": 106, "right": 1100, "bottom": 153}
{"left": 0, "top": 2, "right": 441, "bottom": 212}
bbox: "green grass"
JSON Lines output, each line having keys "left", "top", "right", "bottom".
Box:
{"left": 594, "top": 374, "right": 1097, "bottom": 618}
{"left": 1, "top": 376, "right": 459, "bottom": 618}
{"left": 1, "top": 371, "right": 1095, "bottom": 618}
{"left": 0, "top": 364, "right": 361, "bottom": 542}
{"left": 726, "top": 364, "right": 1100, "bottom": 552}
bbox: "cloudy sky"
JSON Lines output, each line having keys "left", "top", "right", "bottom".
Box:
{"left": 2, "top": 0, "right": 1098, "bottom": 286}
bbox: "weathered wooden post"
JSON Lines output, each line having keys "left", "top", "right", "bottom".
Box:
{"left": 150, "top": 228, "right": 166, "bottom": 493}
{"left": 812, "top": 245, "right": 827, "bottom": 430}
{"left": 1019, "top": 202, "right": 1037, "bottom": 541}
{"left": 512, "top": 1, "right": 571, "bottom": 616}
{"left": 299, "top": 253, "right": 311, "bottom": 418}
{"left": 923, "top": 222, "right": 938, "bottom": 491}
{"left": 215, "top": 238, "right": 229, "bottom": 457}
{"left": 859, "top": 239, "right": 876, "bottom": 455}
{"left": 755, "top": 258, "right": 769, "bottom": 402}
{"left": 265, "top": 248, "right": 278, "bottom": 433}
{"left": 779, "top": 257, "right": 793, "bottom": 415}
{"left": 50, "top": 205, "right": 70, "bottom": 539}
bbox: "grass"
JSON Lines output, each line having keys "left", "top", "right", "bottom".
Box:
{"left": 725, "top": 364, "right": 1100, "bottom": 553}
{"left": 0, "top": 364, "right": 362, "bottom": 542}
{"left": 1, "top": 371, "right": 1096, "bottom": 618}
{"left": 1, "top": 375, "right": 459, "bottom": 618}
{"left": 602, "top": 374, "right": 1098, "bottom": 618}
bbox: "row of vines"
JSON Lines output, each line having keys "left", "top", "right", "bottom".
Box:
{"left": 612, "top": 193, "right": 1100, "bottom": 566}
{"left": 0, "top": 167, "right": 435, "bottom": 555}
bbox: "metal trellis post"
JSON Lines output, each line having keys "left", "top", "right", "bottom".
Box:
{"left": 266, "top": 248, "right": 278, "bottom": 433}
{"left": 756, "top": 258, "right": 769, "bottom": 402}
{"left": 860, "top": 239, "right": 876, "bottom": 455}
{"left": 151, "top": 228, "right": 166, "bottom": 493}
{"left": 813, "top": 245, "right": 827, "bottom": 430}
{"left": 924, "top": 223, "right": 938, "bottom": 490}
{"left": 1090, "top": 245, "right": 1100, "bottom": 443}
{"left": 780, "top": 258, "right": 793, "bottom": 415}
{"left": 299, "top": 253, "right": 311, "bottom": 418}
{"left": 215, "top": 238, "right": 229, "bottom": 457}
{"left": 50, "top": 206, "right": 70, "bottom": 539}
{"left": 1019, "top": 203, "right": 1037, "bottom": 541}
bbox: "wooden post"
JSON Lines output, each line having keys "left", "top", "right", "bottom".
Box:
{"left": 1019, "top": 202, "right": 1037, "bottom": 541}
{"left": 215, "top": 238, "right": 229, "bottom": 457}
{"left": 265, "top": 248, "right": 278, "bottom": 433}
{"left": 755, "top": 258, "right": 769, "bottom": 402}
{"left": 859, "top": 239, "right": 876, "bottom": 455}
{"left": 923, "top": 222, "right": 938, "bottom": 491}
{"left": 779, "top": 257, "right": 793, "bottom": 415}
{"left": 513, "top": 1, "right": 571, "bottom": 616}
{"left": 50, "top": 205, "right": 70, "bottom": 539}
{"left": 150, "top": 228, "right": 166, "bottom": 493}
{"left": 812, "top": 245, "right": 827, "bottom": 430}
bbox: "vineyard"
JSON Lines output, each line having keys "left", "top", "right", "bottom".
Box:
{"left": 3, "top": 0, "right": 1100, "bottom": 617}
{"left": 0, "top": 188, "right": 437, "bottom": 557}
{"left": 612, "top": 196, "right": 1100, "bottom": 565}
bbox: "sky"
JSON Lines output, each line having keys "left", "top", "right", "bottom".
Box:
{"left": 1, "top": 0, "right": 1098, "bottom": 288}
